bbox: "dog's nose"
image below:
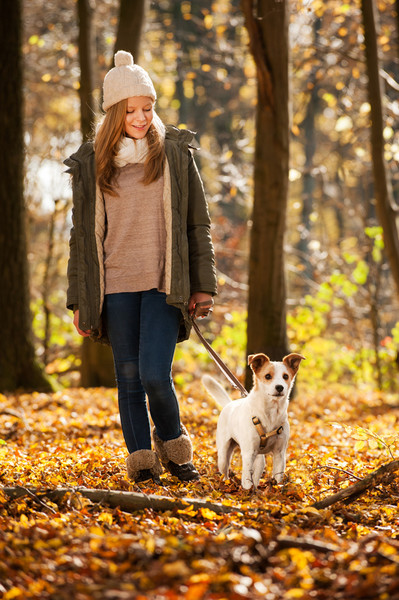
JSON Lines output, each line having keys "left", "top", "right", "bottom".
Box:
{"left": 275, "top": 385, "right": 284, "bottom": 394}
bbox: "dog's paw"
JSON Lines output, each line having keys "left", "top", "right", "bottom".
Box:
{"left": 241, "top": 475, "right": 255, "bottom": 490}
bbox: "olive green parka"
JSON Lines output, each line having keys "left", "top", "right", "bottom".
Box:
{"left": 65, "top": 125, "right": 217, "bottom": 343}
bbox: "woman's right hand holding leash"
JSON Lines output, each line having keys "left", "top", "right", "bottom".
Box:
{"left": 73, "top": 309, "right": 91, "bottom": 337}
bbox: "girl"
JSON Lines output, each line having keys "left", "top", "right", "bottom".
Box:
{"left": 65, "top": 51, "right": 217, "bottom": 484}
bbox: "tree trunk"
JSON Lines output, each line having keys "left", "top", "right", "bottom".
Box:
{"left": 0, "top": 0, "right": 51, "bottom": 392}
{"left": 242, "top": 0, "right": 290, "bottom": 386}
{"left": 361, "top": 0, "right": 399, "bottom": 295}
{"left": 77, "top": 0, "right": 96, "bottom": 141}
{"left": 114, "top": 0, "right": 147, "bottom": 59}
{"left": 172, "top": 1, "right": 191, "bottom": 128}
{"left": 297, "top": 18, "right": 321, "bottom": 286}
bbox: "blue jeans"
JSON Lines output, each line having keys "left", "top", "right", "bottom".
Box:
{"left": 103, "top": 290, "right": 182, "bottom": 454}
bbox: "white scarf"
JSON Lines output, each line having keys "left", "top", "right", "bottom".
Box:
{"left": 114, "top": 136, "right": 148, "bottom": 167}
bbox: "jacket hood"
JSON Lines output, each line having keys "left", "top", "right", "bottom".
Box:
{"left": 164, "top": 125, "right": 199, "bottom": 150}
{"left": 64, "top": 141, "right": 94, "bottom": 172}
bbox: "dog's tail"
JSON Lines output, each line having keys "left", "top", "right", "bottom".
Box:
{"left": 202, "top": 375, "right": 231, "bottom": 409}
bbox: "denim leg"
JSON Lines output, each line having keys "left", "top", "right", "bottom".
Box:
{"left": 103, "top": 293, "right": 152, "bottom": 453}
{"left": 139, "top": 289, "right": 182, "bottom": 442}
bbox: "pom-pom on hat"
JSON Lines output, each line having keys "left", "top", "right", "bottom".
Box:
{"left": 102, "top": 50, "right": 157, "bottom": 111}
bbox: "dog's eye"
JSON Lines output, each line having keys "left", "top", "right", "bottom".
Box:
{"left": 265, "top": 374, "right": 272, "bottom": 380}
{"left": 283, "top": 373, "right": 289, "bottom": 380}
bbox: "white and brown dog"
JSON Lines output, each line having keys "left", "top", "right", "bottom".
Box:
{"left": 202, "top": 353, "right": 305, "bottom": 490}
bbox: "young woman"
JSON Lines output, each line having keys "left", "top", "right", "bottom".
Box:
{"left": 65, "top": 51, "right": 217, "bottom": 484}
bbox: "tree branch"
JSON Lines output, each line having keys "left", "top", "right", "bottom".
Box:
{"left": 312, "top": 460, "right": 399, "bottom": 509}
{"left": 2, "top": 486, "right": 238, "bottom": 516}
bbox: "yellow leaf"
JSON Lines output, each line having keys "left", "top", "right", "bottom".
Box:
{"left": 354, "top": 440, "right": 366, "bottom": 451}
{"left": 285, "top": 589, "right": 306, "bottom": 599}
{"left": 163, "top": 560, "right": 191, "bottom": 578}
{"left": 353, "top": 428, "right": 369, "bottom": 440}
{"left": 97, "top": 512, "right": 113, "bottom": 526}
{"left": 4, "top": 588, "right": 23, "bottom": 599}
{"left": 368, "top": 438, "right": 379, "bottom": 450}
{"left": 200, "top": 507, "right": 220, "bottom": 520}
{"left": 90, "top": 526, "right": 104, "bottom": 536}
{"left": 20, "top": 513, "right": 29, "bottom": 525}
{"left": 203, "top": 14, "right": 213, "bottom": 29}
{"left": 178, "top": 504, "right": 198, "bottom": 517}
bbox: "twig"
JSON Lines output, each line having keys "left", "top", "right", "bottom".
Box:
{"left": 313, "top": 465, "right": 363, "bottom": 481}
{"left": 312, "top": 460, "right": 399, "bottom": 509}
{"left": 13, "top": 485, "right": 58, "bottom": 514}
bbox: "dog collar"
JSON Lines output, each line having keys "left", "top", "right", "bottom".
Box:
{"left": 252, "top": 416, "right": 283, "bottom": 449}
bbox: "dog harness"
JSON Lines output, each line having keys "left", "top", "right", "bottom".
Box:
{"left": 252, "top": 416, "right": 283, "bottom": 449}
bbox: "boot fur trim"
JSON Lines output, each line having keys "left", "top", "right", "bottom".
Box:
{"left": 126, "top": 449, "right": 163, "bottom": 481}
{"left": 153, "top": 424, "right": 193, "bottom": 465}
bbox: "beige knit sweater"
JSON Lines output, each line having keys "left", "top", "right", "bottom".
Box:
{"left": 103, "top": 163, "right": 166, "bottom": 294}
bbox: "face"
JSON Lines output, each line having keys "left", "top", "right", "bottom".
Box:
{"left": 248, "top": 353, "right": 304, "bottom": 398}
{"left": 124, "top": 96, "right": 154, "bottom": 139}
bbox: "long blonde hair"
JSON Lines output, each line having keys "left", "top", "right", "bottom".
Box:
{"left": 95, "top": 99, "right": 165, "bottom": 196}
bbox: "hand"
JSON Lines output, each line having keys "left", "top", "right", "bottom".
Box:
{"left": 73, "top": 309, "right": 91, "bottom": 337}
{"left": 188, "top": 292, "right": 214, "bottom": 318}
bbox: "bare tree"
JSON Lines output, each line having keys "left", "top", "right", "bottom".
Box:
{"left": 361, "top": 0, "right": 399, "bottom": 295}
{"left": 242, "top": 0, "right": 290, "bottom": 385}
{"left": 0, "top": 0, "right": 51, "bottom": 391}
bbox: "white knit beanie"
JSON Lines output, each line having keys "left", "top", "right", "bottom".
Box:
{"left": 102, "top": 50, "right": 157, "bottom": 111}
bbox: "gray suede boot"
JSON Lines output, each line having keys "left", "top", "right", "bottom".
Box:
{"left": 126, "top": 449, "right": 163, "bottom": 483}
{"left": 152, "top": 424, "right": 200, "bottom": 482}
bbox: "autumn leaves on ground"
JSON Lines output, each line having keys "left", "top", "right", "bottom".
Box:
{"left": 1, "top": 379, "right": 399, "bottom": 600}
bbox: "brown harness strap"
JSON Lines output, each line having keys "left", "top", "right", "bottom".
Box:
{"left": 252, "top": 416, "right": 283, "bottom": 448}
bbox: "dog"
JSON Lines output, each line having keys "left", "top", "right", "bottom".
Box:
{"left": 202, "top": 353, "right": 305, "bottom": 490}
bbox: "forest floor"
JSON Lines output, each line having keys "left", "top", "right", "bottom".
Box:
{"left": 0, "top": 379, "right": 398, "bottom": 599}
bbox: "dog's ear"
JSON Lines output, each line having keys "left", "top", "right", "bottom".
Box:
{"left": 248, "top": 353, "right": 270, "bottom": 372}
{"left": 283, "top": 353, "right": 305, "bottom": 373}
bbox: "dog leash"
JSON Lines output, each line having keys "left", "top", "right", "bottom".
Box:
{"left": 191, "top": 302, "right": 248, "bottom": 398}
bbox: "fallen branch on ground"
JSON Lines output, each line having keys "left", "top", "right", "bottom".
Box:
{"left": 312, "top": 459, "right": 399, "bottom": 509}
{"left": 0, "top": 407, "right": 32, "bottom": 432}
{"left": 2, "top": 486, "right": 239, "bottom": 516}
{"left": 273, "top": 535, "right": 339, "bottom": 553}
